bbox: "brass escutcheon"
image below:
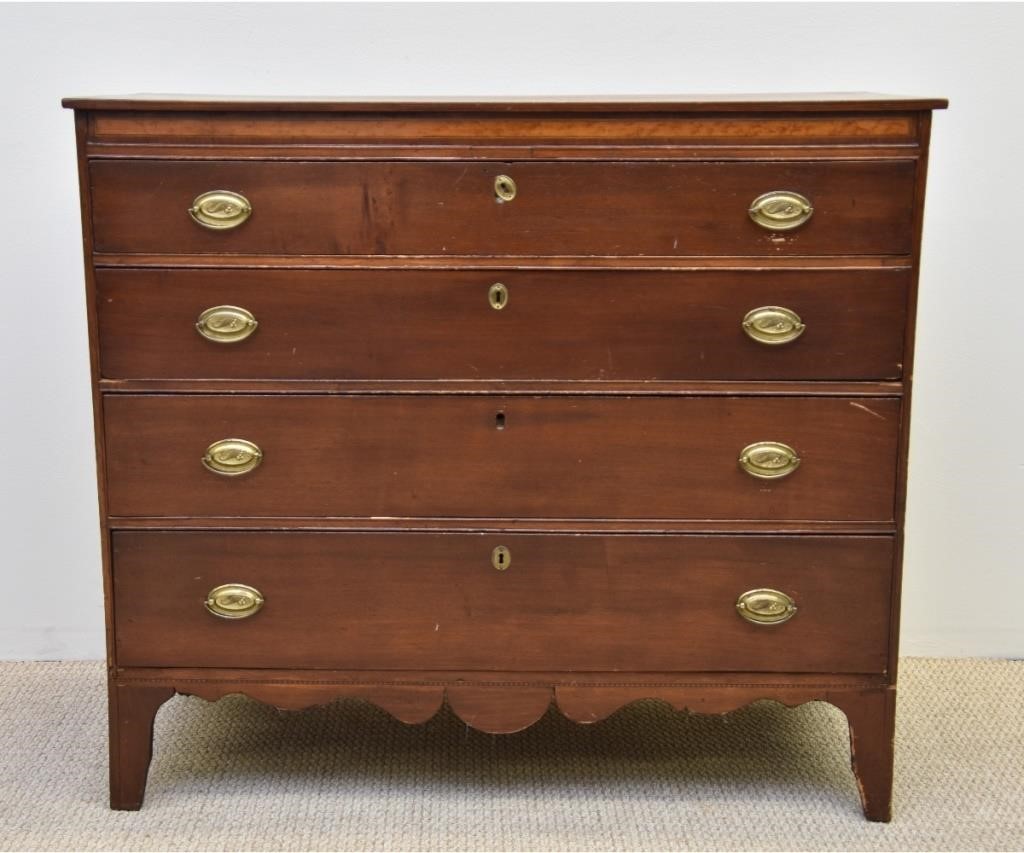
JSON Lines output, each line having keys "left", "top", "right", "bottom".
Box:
{"left": 494, "top": 175, "right": 517, "bottom": 202}
{"left": 202, "top": 438, "right": 263, "bottom": 477}
{"left": 195, "top": 305, "right": 259, "bottom": 344}
{"left": 488, "top": 282, "right": 509, "bottom": 310}
{"left": 188, "top": 190, "right": 252, "bottom": 230}
{"left": 736, "top": 588, "right": 797, "bottom": 625}
{"left": 742, "top": 306, "right": 806, "bottom": 346}
{"left": 738, "top": 441, "right": 801, "bottom": 480}
{"left": 205, "top": 583, "right": 265, "bottom": 619}
{"left": 748, "top": 191, "right": 813, "bottom": 231}
{"left": 491, "top": 545, "right": 511, "bottom": 571}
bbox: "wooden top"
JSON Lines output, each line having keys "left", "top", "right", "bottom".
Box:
{"left": 62, "top": 92, "right": 948, "bottom": 113}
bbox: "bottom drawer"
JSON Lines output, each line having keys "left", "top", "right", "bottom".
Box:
{"left": 112, "top": 532, "right": 893, "bottom": 673}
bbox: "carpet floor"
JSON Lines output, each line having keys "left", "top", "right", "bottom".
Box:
{"left": 0, "top": 658, "right": 1021, "bottom": 851}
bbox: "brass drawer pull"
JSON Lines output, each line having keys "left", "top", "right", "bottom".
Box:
{"left": 202, "top": 438, "right": 263, "bottom": 477}
{"left": 195, "top": 305, "right": 258, "bottom": 344}
{"left": 205, "top": 583, "right": 265, "bottom": 619}
{"left": 491, "top": 545, "right": 511, "bottom": 571}
{"left": 748, "top": 191, "right": 813, "bottom": 231}
{"left": 189, "top": 190, "right": 252, "bottom": 230}
{"left": 488, "top": 282, "right": 509, "bottom": 310}
{"left": 742, "top": 306, "right": 805, "bottom": 345}
{"left": 736, "top": 588, "right": 797, "bottom": 625}
{"left": 738, "top": 441, "right": 801, "bottom": 480}
{"left": 494, "top": 175, "right": 517, "bottom": 202}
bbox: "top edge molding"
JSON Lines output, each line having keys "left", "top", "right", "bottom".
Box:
{"left": 62, "top": 93, "right": 949, "bottom": 113}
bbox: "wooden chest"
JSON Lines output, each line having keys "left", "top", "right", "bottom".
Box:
{"left": 65, "top": 93, "right": 946, "bottom": 820}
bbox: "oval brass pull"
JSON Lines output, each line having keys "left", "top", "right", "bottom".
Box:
{"left": 736, "top": 588, "right": 797, "bottom": 625}
{"left": 494, "top": 175, "right": 517, "bottom": 202}
{"left": 742, "top": 306, "right": 805, "bottom": 346}
{"left": 196, "top": 305, "right": 258, "bottom": 344}
{"left": 488, "top": 282, "right": 509, "bottom": 310}
{"left": 205, "top": 583, "right": 265, "bottom": 619}
{"left": 738, "top": 441, "right": 801, "bottom": 480}
{"left": 202, "top": 438, "right": 263, "bottom": 477}
{"left": 491, "top": 545, "right": 511, "bottom": 571}
{"left": 748, "top": 191, "right": 813, "bottom": 231}
{"left": 189, "top": 190, "right": 252, "bottom": 230}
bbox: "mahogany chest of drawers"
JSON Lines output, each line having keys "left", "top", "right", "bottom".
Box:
{"left": 65, "top": 93, "right": 946, "bottom": 820}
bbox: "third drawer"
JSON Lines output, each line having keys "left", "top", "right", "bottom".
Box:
{"left": 104, "top": 394, "right": 900, "bottom": 520}
{"left": 97, "top": 267, "right": 909, "bottom": 381}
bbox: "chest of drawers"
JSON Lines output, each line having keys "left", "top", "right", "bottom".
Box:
{"left": 65, "top": 93, "right": 945, "bottom": 820}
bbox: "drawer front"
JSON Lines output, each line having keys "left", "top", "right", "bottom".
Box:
{"left": 90, "top": 160, "right": 915, "bottom": 256}
{"left": 112, "top": 531, "right": 893, "bottom": 673}
{"left": 103, "top": 395, "right": 899, "bottom": 520}
{"left": 97, "top": 268, "right": 908, "bottom": 381}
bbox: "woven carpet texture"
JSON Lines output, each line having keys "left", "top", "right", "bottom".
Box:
{"left": 0, "top": 658, "right": 1021, "bottom": 851}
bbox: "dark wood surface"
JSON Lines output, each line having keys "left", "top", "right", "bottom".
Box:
{"left": 105, "top": 672, "right": 895, "bottom": 815}
{"left": 107, "top": 518, "right": 897, "bottom": 536}
{"left": 103, "top": 394, "right": 900, "bottom": 520}
{"left": 64, "top": 92, "right": 949, "bottom": 111}
{"left": 96, "top": 267, "right": 908, "bottom": 381}
{"left": 84, "top": 112, "right": 920, "bottom": 148}
{"left": 107, "top": 680, "right": 174, "bottom": 810}
{"left": 66, "top": 95, "right": 943, "bottom": 818}
{"left": 112, "top": 531, "right": 892, "bottom": 672}
{"left": 89, "top": 160, "right": 916, "bottom": 256}
{"left": 92, "top": 253, "right": 913, "bottom": 269}
{"left": 113, "top": 666, "right": 887, "bottom": 688}
{"left": 98, "top": 379, "right": 904, "bottom": 397}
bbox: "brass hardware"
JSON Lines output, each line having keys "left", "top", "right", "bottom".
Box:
{"left": 736, "top": 588, "right": 797, "bottom": 625}
{"left": 738, "top": 441, "right": 801, "bottom": 480}
{"left": 742, "top": 306, "right": 806, "bottom": 346}
{"left": 196, "top": 305, "right": 258, "bottom": 344}
{"left": 748, "top": 191, "right": 813, "bottom": 231}
{"left": 205, "top": 583, "right": 265, "bottom": 620}
{"left": 202, "top": 438, "right": 263, "bottom": 477}
{"left": 494, "top": 175, "right": 517, "bottom": 202}
{"left": 488, "top": 282, "right": 509, "bottom": 310}
{"left": 188, "top": 190, "right": 252, "bottom": 230}
{"left": 491, "top": 545, "right": 511, "bottom": 571}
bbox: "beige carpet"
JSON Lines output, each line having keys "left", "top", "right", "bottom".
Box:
{"left": 0, "top": 659, "right": 1021, "bottom": 851}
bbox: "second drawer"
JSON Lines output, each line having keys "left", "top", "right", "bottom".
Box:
{"left": 97, "top": 267, "right": 909, "bottom": 382}
{"left": 103, "top": 394, "right": 900, "bottom": 520}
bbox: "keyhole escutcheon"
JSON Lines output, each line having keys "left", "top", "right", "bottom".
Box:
{"left": 491, "top": 545, "right": 511, "bottom": 571}
{"left": 488, "top": 282, "right": 508, "bottom": 310}
{"left": 494, "top": 175, "right": 517, "bottom": 202}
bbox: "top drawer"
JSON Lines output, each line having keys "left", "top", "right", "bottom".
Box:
{"left": 89, "top": 160, "right": 916, "bottom": 257}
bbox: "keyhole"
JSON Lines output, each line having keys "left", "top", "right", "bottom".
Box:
{"left": 491, "top": 546, "right": 511, "bottom": 571}
{"left": 494, "top": 174, "right": 517, "bottom": 201}
{"left": 495, "top": 411, "right": 506, "bottom": 430}
{"left": 488, "top": 282, "right": 508, "bottom": 310}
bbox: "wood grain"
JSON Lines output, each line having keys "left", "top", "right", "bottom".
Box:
{"left": 102, "top": 394, "right": 901, "bottom": 521}
{"left": 85, "top": 111, "right": 919, "bottom": 145}
{"left": 108, "top": 680, "right": 174, "bottom": 810}
{"left": 96, "top": 267, "right": 908, "bottom": 382}
{"left": 64, "top": 93, "right": 948, "bottom": 111}
{"left": 89, "top": 160, "right": 916, "bottom": 256}
{"left": 112, "top": 531, "right": 894, "bottom": 673}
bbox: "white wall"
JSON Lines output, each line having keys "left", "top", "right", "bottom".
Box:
{"left": 0, "top": 2, "right": 1020, "bottom": 660}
